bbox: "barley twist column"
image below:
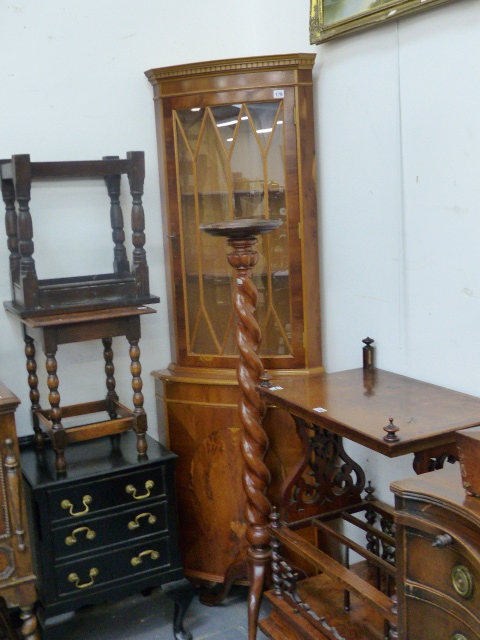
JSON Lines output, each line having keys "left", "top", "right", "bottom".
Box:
{"left": 201, "top": 218, "right": 282, "bottom": 640}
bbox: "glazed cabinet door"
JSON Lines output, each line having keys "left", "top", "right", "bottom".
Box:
{"left": 147, "top": 54, "right": 322, "bottom": 373}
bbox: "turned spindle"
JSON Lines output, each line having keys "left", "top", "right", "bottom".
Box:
{"left": 201, "top": 217, "right": 282, "bottom": 640}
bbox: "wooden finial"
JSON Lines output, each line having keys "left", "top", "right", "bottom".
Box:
{"left": 362, "top": 337, "right": 374, "bottom": 370}
{"left": 259, "top": 371, "right": 273, "bottom": 388}
{"left": 383, "top": 418, "right": 400, "bottom": 443}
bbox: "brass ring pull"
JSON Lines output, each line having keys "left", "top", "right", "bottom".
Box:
{"left": 65, "top": 526, "right": 96, "bottom": 546}
{"left": 68, "top": 567, "right": 99, "bottom": 589}
{"left": 128, "top": 512, "right": 157, "bottom": 530}
{"left": 61, "top": 495, "right": 92, "bottom": 516}
{"left": 451, "top": 564, "right": 474, "bottom": 599}
{"left": 125, "top": 480, "right": 154, "bottom": 500}
{"left": 131, "top": 549, "right": 160, "bottom": 567}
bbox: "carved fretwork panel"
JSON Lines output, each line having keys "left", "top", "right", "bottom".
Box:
{"left": 281, "top": 416, "right": 365, "bottom": 522}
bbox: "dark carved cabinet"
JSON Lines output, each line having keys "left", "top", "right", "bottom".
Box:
{"left": 392, "top": 463, "right": 480, "bottom": 640}
{"left": 0, "top": 382, "right": 38, "bottom": 640}
{"left": 20, "top": 432, "right": 185, "bottom": 636}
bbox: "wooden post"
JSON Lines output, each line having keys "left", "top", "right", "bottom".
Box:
{"left": 201, "top": 218, "right": 282, "bottom": 640}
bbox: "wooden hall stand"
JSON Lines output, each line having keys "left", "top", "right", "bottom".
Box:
{"left": 252, "top": 368, "right": 480, "bottom": 640}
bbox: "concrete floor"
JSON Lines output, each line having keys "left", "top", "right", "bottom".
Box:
{"left": 40, "top": 584, "right": 271, "bottom": 640}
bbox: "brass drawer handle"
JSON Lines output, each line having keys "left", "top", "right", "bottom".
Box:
{"left": 452, "top": 564, "right": 474, "bottom": 599}
{"left": 68, "top": 567, "right": 99, "bottom": 589}
{"left": 65, "top": 526, "right": 96, "bottom": 546}
{"left": 125, "top": 480, "right": 154, "bottom": 500}
{"left": 128, "top": 512, "right": 157, "bottom": 530}
{"left": 61, "top": 495, "right": 92, "bottom": 516}
{"left": 451, "top": 635, "right": 468, "bottom": 640}
{"left": 131, "top": 549, "right": 160, "bottom": 567}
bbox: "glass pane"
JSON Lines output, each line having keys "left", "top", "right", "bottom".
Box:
{"left": 175, "top": 101, "right": 291, "bottom": 358}
{"left": 211, "top": 104, "right": 243, "bottom": 151}
{"left": 176, "top": 108, "right": 205, "bottom": 153}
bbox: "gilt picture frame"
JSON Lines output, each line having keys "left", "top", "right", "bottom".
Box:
{"left": 310, "top": 0, "right": 455, "bottom": 43}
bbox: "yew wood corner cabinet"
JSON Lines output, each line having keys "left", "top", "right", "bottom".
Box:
{"left": 145, "top": 54, "right": 323, "bottom": 587}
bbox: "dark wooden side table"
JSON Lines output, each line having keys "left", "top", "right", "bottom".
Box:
{"left": 20, "top": 431, "right": 194, "bottom": 640}
{"left": 10, "top": 305, "right": 156, "bottom": 473}
{"left": 255, "top": 367, "right": 480, "bottom": 639}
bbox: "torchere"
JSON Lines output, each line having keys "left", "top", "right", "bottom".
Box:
{"left": 200, "top": 217, "right": 282, "bottom": 640}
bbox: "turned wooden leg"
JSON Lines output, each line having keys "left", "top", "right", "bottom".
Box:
{"left": 103, "top": 337, "right": 119, "bottom": 420}
{"left": 45, "top": 349, "right": 67, "bottom": 472}
{"left": 129, "top": 338, "right": 147, "bottom": 456}
{"left": 19, "top": 604, "right": 40, "bottom": 640}
{"left": 24, "top": 335, "right": 44, "bottom": 448}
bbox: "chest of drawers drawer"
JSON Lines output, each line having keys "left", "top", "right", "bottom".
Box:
{"left": 21, "top": 432, "right": 184, "bottom": 622}
{"left": 48, "top": 464, "right": 168, "bottom": 522}
{"left": 55, "top": 535, "right": 173, "bottom": 598}
{"left": 405, "top": 593, "right": 480, "bottom": 640}
{"left": 53, "top": 499, "right": 168, "bottom": 560}
{"left": 405, "top": 527, "right": 480, "bottom": 616}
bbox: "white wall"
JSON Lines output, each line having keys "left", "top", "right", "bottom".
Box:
{"left": 1, "top": 0, "right": 479, "bottom": 500}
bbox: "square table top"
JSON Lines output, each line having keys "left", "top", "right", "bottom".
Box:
{"left": 258, "top": 368, "right": 480, "bottom": 457}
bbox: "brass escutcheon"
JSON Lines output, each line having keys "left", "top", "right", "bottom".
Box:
{"left": 65, "top": 526, "right": 96, "bottom": 546}
{"left": 61, "top": 495, "right": 92, "bottom": 516}
{"left": 130, "top": 549, "right": 160, "bottom": 567}
{"left": 125, "top": 480, "right": 154, "bottom": 500}
{"left": 127, "top": 512, "right": 157, "bottom": 530}
{"left": 451, "top": 564, "right": 474, "bottom": 599}
{"left": 68, "top": 567, "right": 99, "bottom": 589}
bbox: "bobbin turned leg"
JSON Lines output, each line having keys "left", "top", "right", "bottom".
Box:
{"left": 19, "top": 604, "right": 40, "bottom": 640}
{"left": 103, "top": 337, "right": 119, "bottom": 420}
{"left": 45, "top": 348, "right": 67, "bottom": 473}
{"left": 128, "top": 337, "right": 147, "bottom": 456}
{"left": 23, "top": 333, "right": 44, "bottom": 448}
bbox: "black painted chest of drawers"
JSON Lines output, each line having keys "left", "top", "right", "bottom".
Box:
{"left": 20, "top": 432, "right": 184, "bottom": 630}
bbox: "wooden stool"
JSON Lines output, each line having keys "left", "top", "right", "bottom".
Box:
{"left": 15, "top": 305, "right": 155, "bottom": 473}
